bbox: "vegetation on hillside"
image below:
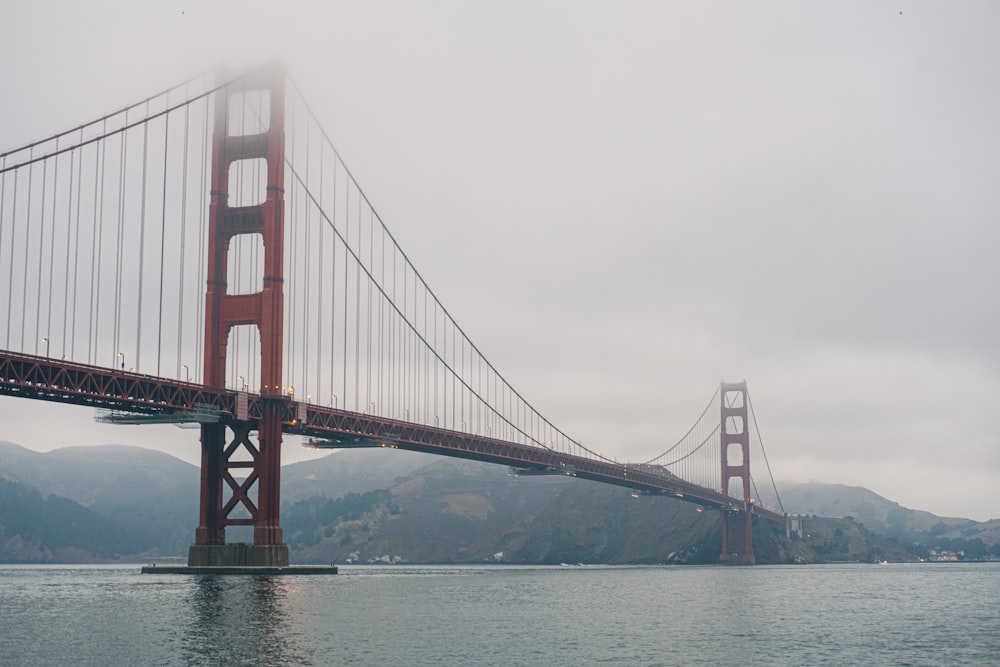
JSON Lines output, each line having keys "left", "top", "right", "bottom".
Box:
{"left": 1, "top": 445, "right": 997, "bottom": 565}
{"left": 0, "top": 479, "right": 140, "bottom": 561}
{"left": 284, "top": 490, "right": 396, "bottom": 548}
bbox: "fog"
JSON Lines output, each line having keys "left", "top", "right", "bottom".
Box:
{"left": 1, "top": 2, "right": 997, "bottom": 520}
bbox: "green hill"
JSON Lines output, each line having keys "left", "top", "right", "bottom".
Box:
{"left": 281, "top": 455, "right": 914, "bottom": 565}
{"left": 1, "top": 442, "right": 994, "bottom": 564}
{"left": 0, "top": 441, "right": 199, "bottom": 557}
{"left": 0, "top": 478, "right": 140, "bottom": 561}
{"left": 780, "top": 481, "right": 1000, "bottom": 559}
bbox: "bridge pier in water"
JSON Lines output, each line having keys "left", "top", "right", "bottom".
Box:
{"left": 189, "top": 415, "right": 288, "bottom": 567}
{"left": 189, "top": 65, "right": 290, "bottom": 568}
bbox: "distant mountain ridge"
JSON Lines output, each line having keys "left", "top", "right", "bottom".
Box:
{"left": 0, "top": 477, "right": 140, "bottom": 562}
{"left": 0, "top": 441, "right": 199, "bottom": 558}
{"left": 278, "top": 456, "right": 917, "bottom": 565}
{"left": 779, "top": 481, "right": 1000, "bottom": 558}
{"left": 282, "top": 447, "right": 436, "bottom": 503}
{"left": 1, "top": 441, "right": 996, "bottom": 563}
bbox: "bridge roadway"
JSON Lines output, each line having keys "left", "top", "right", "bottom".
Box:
{"left": 0, "top": 350, "right": 784, "bottom": 524}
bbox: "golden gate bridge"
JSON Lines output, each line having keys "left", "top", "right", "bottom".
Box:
{"left": 0, "top": 64, "right": 784, "bottom": 568}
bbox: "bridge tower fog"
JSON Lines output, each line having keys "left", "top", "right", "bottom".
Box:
{"left": 720, "top": 380, "right": 755, "bottom": 564}
{"left": 191, "top": 67, "right": 289, "bottom": 567}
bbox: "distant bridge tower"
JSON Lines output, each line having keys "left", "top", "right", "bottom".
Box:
{"left": 190, "top": 66, "right": 289, "bottom": 567}
{"left": 720, "top": 380, "right": 755, "bottom": 564}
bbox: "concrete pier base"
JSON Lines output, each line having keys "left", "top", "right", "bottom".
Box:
{"left": 141, "top": 564, "right": 337, "bottom": 575}
{"left": 188, "top": 543, "right": 289, "bottom": 567}
{"left": 140, "top": 545, "right": 335, "bottom": 574}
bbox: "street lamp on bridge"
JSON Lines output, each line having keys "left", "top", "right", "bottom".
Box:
{"left": 41, "top": 337, "right": 49, "bottom": 358}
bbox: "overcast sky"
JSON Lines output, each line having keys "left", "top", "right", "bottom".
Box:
{"left": 1, "top": 1, "right": 997, "bottom": 520}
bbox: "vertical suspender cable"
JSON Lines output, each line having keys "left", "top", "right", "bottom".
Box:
{"left": 354, "top": 189, "right": 360, "bottom": 411}
{"left": 304, "top": 115, "right": 312, "bottom": 397}
{"left": 156, "top": 110, "right": 170, "bottom": 376}
{"left": 422, "top": 279, "right": 427, "bottom": 422}
{"left": 379, "top": 223, "right": 385, "bottom": 413}
{"left": 477, "top": 346, "right": 482, "bottom": 433}
{"left": 342, "top": 179, "right": 348, "bottom": 407}
{"left": 70, "top": 133, "right": 84, "bottom": 360}
{"left": 35, "top": 156, "right": 48, "bottom": 352}
{"left": 34, "top": 159, "right": 50, "bottom": 352}
{"left": 89, "top": 126, "right": 105, "bottom": 365}
{"left": 413, "top": 268, "right": 419, "bottom": 421}
{"left": 113, "top": 119, "right": 127, "bottom": 364}
{"left": 21, "top": 151, "right": 34, "bottom": 350}
{"left": 231, "top": 99, "right": 242, "bottom": 389}
{"left": 316, "top": 124, "right": 324, "bottom": 402}
{"left": 250, "top": 97, "right": 260, "bottom": 388}
{"left": 412, "top": 267, "right": 417, "bottom": 418}
{"left": 196, "top": 97, "right": 209, "bottom": 382}
{"left": 367, "top": 208, "right": 373, "bottom": 412}
{"left": 433, "top": 268, "right": 437, "bottom": 423}
{"left": 285, "top": 97, "right": 295, "bottom": 393}
{"left": 402, "top": 250, "right": 408, "bottom": 417}
{"left": 2, "top": 163, "right": 12, "bottom": 348}
{"left": 62, "top": 146, "right": 75, "bottom": 357}
{"left": 460, "top": 333, "right": 465, "bottom": 428}
{"left": 45, "top": 144, "right": 59, "bottom": 355}
{"left": 329, "top": 157, "right": 337, "bottom": 405}
{"left": 389, "top": 243, "right": 396, "bottom": 416}
{"left": 251, "top": 154, "right": 259, "bottom": 389}
{"left": 135, "top": 105, "right": 151, "bottom": 371}
{"left": 451, "top": 320, "right": 456, "bottom": 428}
{"left": 176, "top": 100, "right": 190, "bottom": 379}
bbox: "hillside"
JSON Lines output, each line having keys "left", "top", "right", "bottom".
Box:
{"left": 0, "top": 441, "right": 199, "bottom": 557}
{"left": 281, "top": 447, "right": 435, "bottom": 503}
{"left": 780, "top": 481, "right": 999, "bottom": 558}
{"left": 1, "top": 442, "right": 995, "bottom": 564}
{"left": 0, "top": 477, "right": 141, "bottom": 562}
{"left": 281, "top": 456, "right": 913, "bottom": 565}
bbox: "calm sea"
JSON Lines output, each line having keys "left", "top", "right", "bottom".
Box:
{"left": 1, "top": 563, "right": 998, "bottom": 666}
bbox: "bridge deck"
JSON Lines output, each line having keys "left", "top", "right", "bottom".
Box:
{"left": 0, "top": 351, "right": 784, "bottom": 524}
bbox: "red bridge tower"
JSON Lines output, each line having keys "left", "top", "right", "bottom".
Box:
{"left": 189, "top": 66, "right": 289, "bottom": 567}
{"left": 720, "top": 380, "right": 755, "bottom": 564}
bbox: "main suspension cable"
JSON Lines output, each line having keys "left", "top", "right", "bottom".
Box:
{"left": 748, "top": 390, "right": 784, "bottom": 514}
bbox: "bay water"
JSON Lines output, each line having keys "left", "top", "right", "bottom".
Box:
{"left": 1, "top": 563, "right": 998, "bottom": 666}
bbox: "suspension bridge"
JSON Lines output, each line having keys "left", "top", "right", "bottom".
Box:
{"left": 0, "top": 64, "right": 785, "bottom": 567}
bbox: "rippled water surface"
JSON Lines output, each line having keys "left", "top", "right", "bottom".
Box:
{"left": 1, "top": 563, "right": 998, "bottom": 665}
